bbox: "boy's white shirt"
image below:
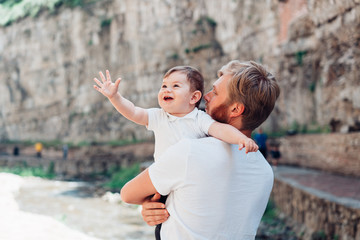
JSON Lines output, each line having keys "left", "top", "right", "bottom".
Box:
{"left": 147, "top": 107, "right": 215, "bottom": 160}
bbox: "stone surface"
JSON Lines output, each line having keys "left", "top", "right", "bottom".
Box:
{"left": 273, "top": 166, "right": 360, "bottom": 240}
{"left": 278, "top": 132, "right": 360, "bottom": 177}
{"left": 0, "top": 0, "right": 360, "bottom": 142}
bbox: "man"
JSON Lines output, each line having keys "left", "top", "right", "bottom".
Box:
{"left": 121, "top": 60, "right": 280, "bottom": 239}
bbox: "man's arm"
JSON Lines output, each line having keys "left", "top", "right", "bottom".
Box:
{"left": 93, "top": 70, "right": 148, "bottom": 126}
{"left": 141, "top": 193, "right": 169, "bottom": 226}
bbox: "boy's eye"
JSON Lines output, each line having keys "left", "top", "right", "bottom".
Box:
{"left": 162, "top": 85, "right": 167, "bottom": 88}
{"left": 174, "top": 84, "right": 179, "bottom": 87}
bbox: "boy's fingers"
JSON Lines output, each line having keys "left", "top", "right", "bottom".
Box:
{"left": 99, "top": 71, "right": 106, "bottom": 82}
{"left": 93, "top": 85, "right": 101, "bottom": 92}
{"left": 115, "top": 78, "right": 122, "bottom": 88}
{"left": 93, "top": 78, "right": 103, "bottom": 88}
{"left": 106, "top": 70, "right": 111, "bottom": 81}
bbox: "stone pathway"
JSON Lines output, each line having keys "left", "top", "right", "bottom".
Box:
{"left": 274, "top": 165, "right": 360, "bottom": 209}
{"left": 255, "top": 165, "right": 360, "bottom": 239}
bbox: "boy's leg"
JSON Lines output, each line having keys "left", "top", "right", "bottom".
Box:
{"left": 155, "top": 195, "right": 168, "bottom": 240}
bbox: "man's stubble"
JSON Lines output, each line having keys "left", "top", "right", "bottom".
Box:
{"left": 209, "top": 102, "right": 231, "bottom": 124}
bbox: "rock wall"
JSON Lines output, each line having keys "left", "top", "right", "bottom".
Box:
{"left": 0, "top": 142, "right": 154, "bottom": 178}
{"left": 272, "top": 179, "right": 360, "bottom": 240}
{"left": 1, "top": 0, "right": 359, "bottom": 143}
{"left": 278, "top": 132, "right": 360, "bottom": 177}
{"left": 276, "top": 0, "right": 360, "bottom": 134}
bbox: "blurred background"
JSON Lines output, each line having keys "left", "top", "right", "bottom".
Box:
{"left": 0, "top": 0, "right": 359, "bottom": 240}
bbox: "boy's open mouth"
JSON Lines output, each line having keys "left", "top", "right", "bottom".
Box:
{"left": 164, "top": 96, "right": 174, "bottom": 101}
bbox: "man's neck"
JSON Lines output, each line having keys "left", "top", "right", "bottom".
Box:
{"left": 228, "top": 118, "right": 252, "bottom": 138}
{"left": 241, "top": 129, "right": 252, "bottom": 138}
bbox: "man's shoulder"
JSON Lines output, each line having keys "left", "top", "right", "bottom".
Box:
{"left": 178, "top": 138, "right": 268, "bottom": 163}
{"left": 179, "top": 137, "right": 225, "bottom": 146}
{"left": 177, "top": 137, "right": 231, "bottom": 156}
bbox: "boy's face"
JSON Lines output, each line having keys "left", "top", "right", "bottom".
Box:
{"left": 158, "top": 71, "right": 197, "bottom": 117}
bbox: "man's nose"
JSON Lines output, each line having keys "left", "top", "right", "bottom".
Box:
{"left": 204, "top": 92, "right": 211, "bottom": 102}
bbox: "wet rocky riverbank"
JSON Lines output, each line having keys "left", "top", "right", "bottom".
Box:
{"left": 1, "top": 173, "right": 153, "bottom": 240}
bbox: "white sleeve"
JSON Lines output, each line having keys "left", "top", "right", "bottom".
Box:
{"left": 148, "top": 139, "right": 190, "bottom": 196}
{"left": 197, "top": 110, "right": 216, "bottom": 135}
{"left": 146, "top": 108, "right": 161, "bottom": 131}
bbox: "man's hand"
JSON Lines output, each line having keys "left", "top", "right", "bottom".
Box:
{"left": 239, "top": 138, "right": 259, "bottom": 153}
{"left": 141, "top": 193, "right": 169, "bottom": 226}
{"left": 93, "top": 70, "right": 121, "bottom": 99}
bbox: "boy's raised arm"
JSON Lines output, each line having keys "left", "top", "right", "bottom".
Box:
{"left": 208, "top": 122, "right": 259, "bottom": 153}
{"left": 93, "top": 70, "right": 148, "bottom": 126}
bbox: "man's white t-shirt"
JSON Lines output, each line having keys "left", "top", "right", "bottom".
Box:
{"left": 147, "top": 108, "right": 215, "bottom": 160}
{"left": 149, "top": 137, "right": 274, "bottom": 240}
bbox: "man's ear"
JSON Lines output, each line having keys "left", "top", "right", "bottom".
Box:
{"left": 229, "top": 103, "right": 245, "bottom": 118}
{"left": 190, "top": 90, "right": 202, "bottom": 105}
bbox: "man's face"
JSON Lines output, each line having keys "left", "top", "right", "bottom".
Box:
{"left": 204, "top": 74, "right": 232, "bottom": 123}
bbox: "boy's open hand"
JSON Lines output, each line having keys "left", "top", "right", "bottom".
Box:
{"left": 93, "top": 70, "right": 121, "bottom": 99}
{"left": 239, "top": 138, "right": 259, "bottom": 153}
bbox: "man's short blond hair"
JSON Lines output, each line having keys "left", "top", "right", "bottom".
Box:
{"left": 219, "top": 60, "right": 280, "bottom": 130}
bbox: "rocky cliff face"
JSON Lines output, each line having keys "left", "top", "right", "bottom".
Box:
{"left": 1, "top": 0, "right": 359, "bottom": 143}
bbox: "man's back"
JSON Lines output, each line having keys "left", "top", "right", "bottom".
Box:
{"left": 149, "top": 137, "right": 274, "bottom": 240}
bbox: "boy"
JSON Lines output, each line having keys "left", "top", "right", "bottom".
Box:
{"left": 93, "top": 66, "right": 258, "bottom": 160}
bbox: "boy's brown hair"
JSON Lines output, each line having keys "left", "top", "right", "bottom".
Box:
{"left": 164, "top": 66, "right": 204, "bottom": 108}
{"left": 219, "top": 60, "right": 280, "bottom": 130}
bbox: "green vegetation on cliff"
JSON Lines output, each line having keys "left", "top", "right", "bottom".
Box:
{"left": 0, "top": 161, "right": 55, "bottom": 179}
{"left": 0, "top": 0, "right": 98, "bottom": 26}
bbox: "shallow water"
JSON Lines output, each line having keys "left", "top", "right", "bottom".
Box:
{"left": 15, "top": 177, "right": 154, "bottom": 240}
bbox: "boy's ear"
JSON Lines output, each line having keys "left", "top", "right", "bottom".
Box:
{"left": 229, "top": 102, "right": 245, "bottom": 118}
{"left": 190, "top": 90, "right": 202, "bottom": 105}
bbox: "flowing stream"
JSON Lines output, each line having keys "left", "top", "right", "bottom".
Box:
{"left": 13, "top": 176, "right": 154, "bottom": 240}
